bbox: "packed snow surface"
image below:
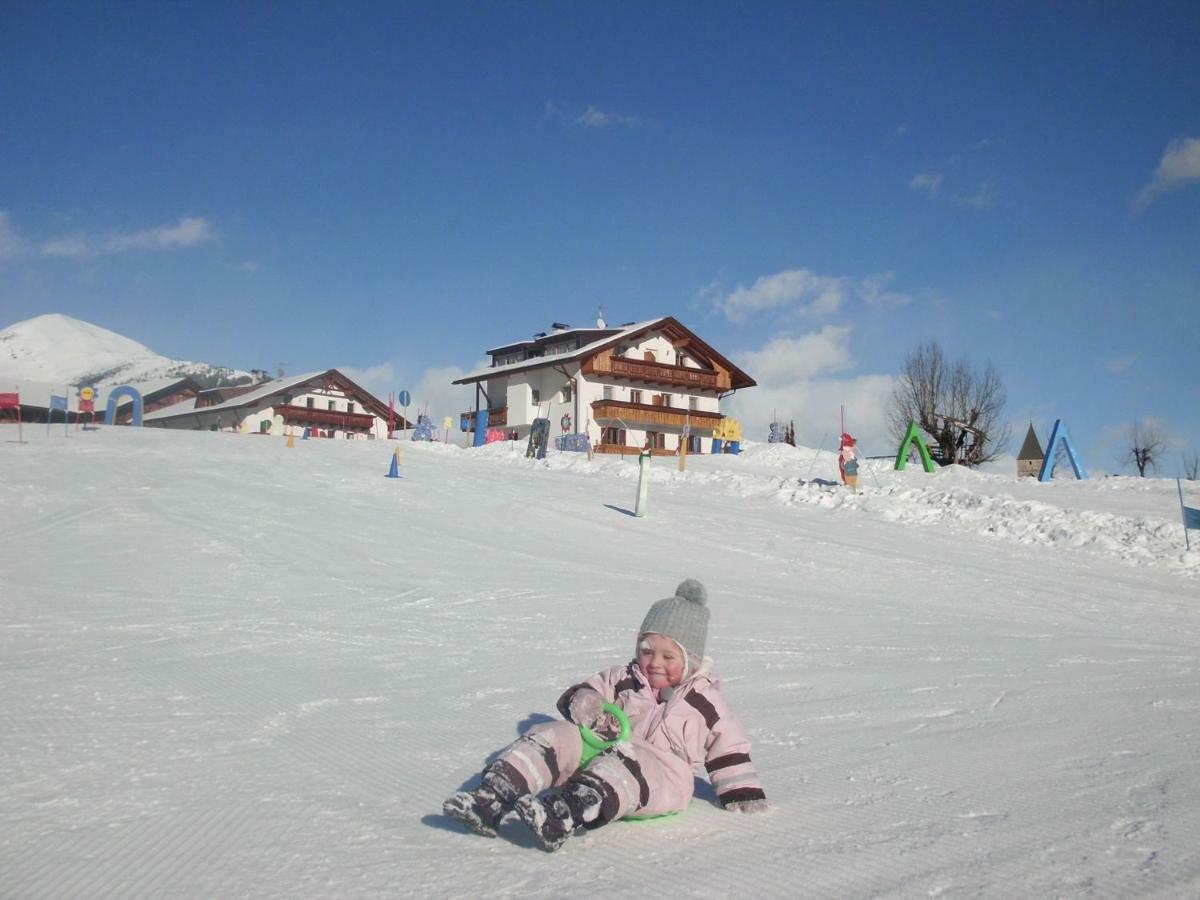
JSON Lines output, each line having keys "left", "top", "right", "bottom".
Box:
{"left": 2, "top": 429, "right": 1198, "bottom": 898}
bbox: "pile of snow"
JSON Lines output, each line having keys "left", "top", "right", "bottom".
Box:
{"left": 0, "top": 313, "right": 249, "bottom": 388}
{"left": 2, "top": 428, "right": 1198, "bottom": 898}
{"left": 467, "top": 438, "right": 1199, "bottom": 576}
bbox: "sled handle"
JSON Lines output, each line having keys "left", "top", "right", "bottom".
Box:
{"left": 579, "top": 703, "right": 631, "bottom": 766}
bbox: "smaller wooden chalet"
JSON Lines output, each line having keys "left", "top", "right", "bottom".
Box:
{"left": 453, "top": 316, "right": 755, "bottom": 455}
{"left": 0, "top": 376, "right": 200, "bottom": 424}
{"left": 144, "top": 369, "right": 407, "bottom": 438}
{"left": 1017, "top": 424, "right": 1044, "bottom": 478}
{"left": 106, "top": 377, "right": 203, "bottom": 424}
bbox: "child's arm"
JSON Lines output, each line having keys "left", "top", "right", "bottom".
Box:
{"left": 696, "top": 688, "right": 770, "bottom": 813}
{"left": 555, "top": 664, "right": 635, "bottom": 724}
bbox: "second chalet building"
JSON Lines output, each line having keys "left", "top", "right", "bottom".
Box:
{"left": 453, "top": 316, "right": 755, "bottom": 455}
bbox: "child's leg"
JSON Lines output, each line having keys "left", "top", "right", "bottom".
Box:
{"left": 515, "top": 742, "right": 689, "bottom": 851}
{"left": 444, "top": 721, "right": 583, "bottom": 837}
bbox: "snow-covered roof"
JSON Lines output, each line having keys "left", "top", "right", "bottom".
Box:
{"left": 0, "top": 379, "right": 83, "bottom": 411}
{"left": 455, "top": 318, "right": 666, "bottom": 384}
{"left": 485, "top": 326, "right": 619, "bottom": 356}
{"left": 2, "top": 376, "right": 196, "bottom": 412}
{"left": 145, "top": 371, "right": 323, "bottom": 421}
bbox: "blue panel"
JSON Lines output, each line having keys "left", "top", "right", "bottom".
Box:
{"left": 104, "top": 386, "right": 144, "bottom": 426}
{"left": 1038, "top": 419, "right": 1088, "bottom": 481}
{"left": 472, "top": 409, "right": 489, "bottom": 447}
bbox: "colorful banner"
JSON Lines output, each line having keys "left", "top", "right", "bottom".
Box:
{"left": 0, "top": 392, "right": 19, "bottom": 410}
{"left": 50, "top": 394, "right": 69, "bottom": 410}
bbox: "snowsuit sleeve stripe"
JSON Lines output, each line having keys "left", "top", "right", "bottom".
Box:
{"left": 685, "top": 692, "right": 720, "bottom": 728}
{"left": 718, "top": 786, "right": 767, "bottom": 805}
{"left": 705, "top": 752, "right": 752, "bottom": 773}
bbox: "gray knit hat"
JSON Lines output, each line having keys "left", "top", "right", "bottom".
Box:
{"left": 637, "top": 579, "right": 710, "bottom": 661}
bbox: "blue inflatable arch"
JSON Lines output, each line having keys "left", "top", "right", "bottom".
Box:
{"left": 104, "top": 386, "right": 144, "bottom": 426}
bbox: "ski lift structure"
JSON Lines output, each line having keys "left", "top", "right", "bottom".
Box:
{"left": 930, "top": 413, "right": 987, "bottom": 467}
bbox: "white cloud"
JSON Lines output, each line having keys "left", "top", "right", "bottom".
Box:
{"left": 712, "top": 268, "right": 913, "bottom": 322}
{"left": 41, "top": 216, "right": 216, "bottom": 258}
{"left": 724, "top": 326, "right": 896, "bottom": 456}
{"left": 737, "top": 326, "right": 854, "bottom": 383}
{"left": 1104, "top": 355, "right": 1136, "bottom": 375}
{"left": 0, "top": 211, "right": 28, "bottom": 260}
{"left": 714, "top": 269, "right": 847, "bottom": 322}
{"left": 858, "top": 273, "right": 914, "bottom": 308}
{"left": 338, "top": 362, "right": 477, "bottom": 430}
{"left": 574, "top": 105, "right": 641, "bottom": 129}
{"left": 1135, "top": 136, "right": 1200, "bottom": 210}
{"left": 953, "top": 181, "right": 996, "bottom": 210}
{"left": 909, "top": 172, "right": 943, "bottom": 196}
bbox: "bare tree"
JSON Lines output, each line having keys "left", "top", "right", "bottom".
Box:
{"left": 1121, "top": 420, "right": 1167, "bottom": 476}
{"left": 1180, "top": 450, "right": 1198, "bottom": 480}
{"left": 887, "top": 341, "right": 1010, "bottom": 466}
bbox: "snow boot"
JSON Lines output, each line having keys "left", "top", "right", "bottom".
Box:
{"left": 514, "top": 792, "right": 578, "bottom": 852}
{"left": 443, "top": 766, "right": 523, "bottom": 837}
{"left": 443, "top": 788, "right": 505, "bottom": 837}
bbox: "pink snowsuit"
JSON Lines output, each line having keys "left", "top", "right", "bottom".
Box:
{"left": 485, "top": 658, "right": 766, "bottom": 822}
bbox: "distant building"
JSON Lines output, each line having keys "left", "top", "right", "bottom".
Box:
{"left": 1017, "top": 424, "right": 1044, "bottom": 478}
{"left": 452, "top": 316, "right": 756, "bottom": 455}
{"left": 2, "top": 377, "right": 200, "bottom": 424}
{"left": 144, "top": 369, "right": 406, "bottom": 438}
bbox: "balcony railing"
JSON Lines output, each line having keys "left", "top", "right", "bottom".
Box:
{"left": 589, "top": 356, "right": 721, "bottom": 390}
{"left": 590, "top": 400, "right": 722, "bottom": 431}
{"left": 461, "top": 407, "right": 508, "bottom": 429}
{"left": 593, "top": 444, "right": 679, "bottom": 458}
{"left": 277, "top": 404, "right": 376, "bottom": 430}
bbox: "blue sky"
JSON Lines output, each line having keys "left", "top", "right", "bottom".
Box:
{"left": 2, "top": 2, "right": 1198, "bottom": 472}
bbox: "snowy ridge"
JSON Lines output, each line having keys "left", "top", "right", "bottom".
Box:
{"left": 464, "top": 439, "right": 1199, "bottom": 576}
{"left": 0, "top": 313, "right": 249, "bottom": 388}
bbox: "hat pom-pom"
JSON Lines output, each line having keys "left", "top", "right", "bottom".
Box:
{"left": 675, "top": 578, "right": 707, "bottom": 606}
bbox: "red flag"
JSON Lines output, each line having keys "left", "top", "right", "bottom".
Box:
{"left": 0, "top": 392, "right": 18, "bottom": 410}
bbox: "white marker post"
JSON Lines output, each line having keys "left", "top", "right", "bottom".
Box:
{"left": 634, "top": 446, "right": 651, "bottom": 517}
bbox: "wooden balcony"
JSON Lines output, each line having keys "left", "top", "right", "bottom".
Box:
{"left": 462, "top": 407, "right": 508, "bottom": 429}
{"left": 277, "top": 404, "right": 376, "bottom": 430}
{"left": 590, "top": 400, "right": 722, "bottom": 431}
{"left": 585, "top": 354, "right": 723, "bottom": 391}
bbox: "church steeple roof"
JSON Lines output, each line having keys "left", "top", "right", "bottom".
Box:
{"left": 1017, "top": 423, "right": 1044, "bottom": 460}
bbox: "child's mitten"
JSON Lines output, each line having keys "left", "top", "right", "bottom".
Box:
{"left": 567, "top": 688, "right": 604, "bottom": 727}
{"left": 723, "top": 798, "right": 771, "bottom": 814}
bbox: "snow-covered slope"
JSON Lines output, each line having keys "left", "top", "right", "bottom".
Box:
{"left": 0, "top": 313, "right": 249, "bottom": 387}
{"left": 2, "top": 429, "right": 1198, "bottom": 898}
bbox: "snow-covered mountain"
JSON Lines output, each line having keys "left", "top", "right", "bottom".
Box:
{"left": 0, "top": 313, "right": 251, "bottom": 388}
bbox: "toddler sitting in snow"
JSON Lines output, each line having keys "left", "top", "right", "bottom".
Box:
{"left": 443, "top": 578, "right": 769, "bottom": 851}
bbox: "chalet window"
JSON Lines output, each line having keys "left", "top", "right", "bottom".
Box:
{"left": 602, "top": 426, "right": 626, "bottom": 445}
{"left": 652, "top": 394, "right": 664, "bottom": 407}
{"left": 646, "top": 431, "right": 665, "bottom": 449}
{"left": 644, "top": 351, "right": 656, "bottom": 362}
{"left": 307, "top": 398, "right": 314, "bottom": 409}
{"left": 678, "top": 353, "right": 688, "bottom": 368}
{"left": 688, "top": 434, "right": 702, "bottom": 453}
{"left": 602, "top": 386, "right": 613, "bottom": 401}
{"left": 347, "top": 402, "right": 355, "bottom": 414}
{"left": 689, "top": 396, "right": 699, "bottom": 411}
{"left": 659, "top": 393, "right": 671, "bottom": 407}
{"left": 630, "top": 390, "right": 642, "bottom": 405}
{"left": 561, "top": 384, "right": 572, "bottom": 402}
{"left": 328, "top": 400, "right": 336, "bottom": 411}
{"left": 531, "top": 388, "right": 541, "bottom": 405}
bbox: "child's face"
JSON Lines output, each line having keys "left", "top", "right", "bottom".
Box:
{"left": 637, "top": 633, "right": 686, "bottom": 688}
